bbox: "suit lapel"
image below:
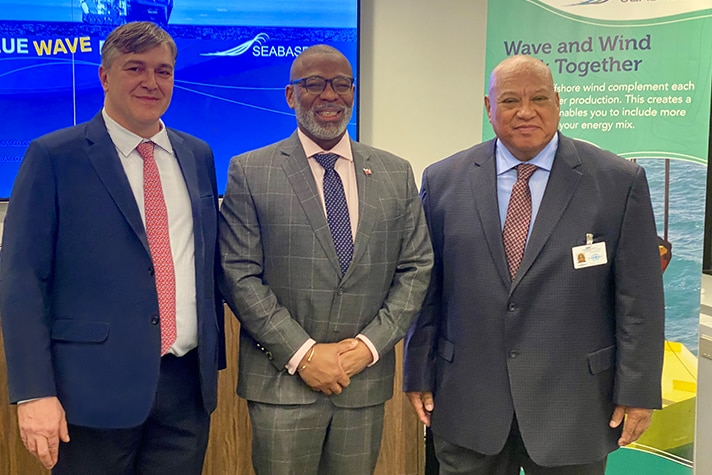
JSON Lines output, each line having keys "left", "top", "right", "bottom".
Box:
{"left": 346, "top": 141, "right": 378, "bottom": 280}
{"left": 169, "top": 130, "right": 199, "bottom": 203}
{"left": 512, "top": 135, "right": 583, "bottom": 290}
{"left": 168, "top": 129, "right": 203, "bottom": 255}
{"left": 85, "top": 113, "right": 149, "bottom": 254}
{"left": 280, "top": 133, "right": 343, "bottom": 276}
{"left": 472, "top": 140, "right": 511, "bottom": 288}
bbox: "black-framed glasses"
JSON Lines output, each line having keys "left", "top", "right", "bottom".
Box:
{"left": 289, "top": 76, "right": 354, "bottom": 95}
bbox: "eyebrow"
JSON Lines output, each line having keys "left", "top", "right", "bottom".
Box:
{"left": 122, "top": 59, "right": 174, "bottom": 70}
{"left": 497, "top": 88, "right": 551, "bottom": 96}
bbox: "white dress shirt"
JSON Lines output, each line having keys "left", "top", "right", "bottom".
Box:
{"left": 103, "top": 109, "right": 198, "bottom": 356}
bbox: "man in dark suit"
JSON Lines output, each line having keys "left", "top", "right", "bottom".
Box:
{"left": 0, "top": 22, "right": 224, "bottom": 474}
{"left": 219, "top": 45, "right": 433, "bottom": 474}
{"left": 403, "top": 55, "right": 665, "bottom": 474}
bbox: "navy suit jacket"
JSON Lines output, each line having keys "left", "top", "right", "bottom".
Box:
{"left": 0, "top": 112, "right": 225, "bottom": 428}
{"left": 404, "top": 133, "right": 665, "bottom": 466}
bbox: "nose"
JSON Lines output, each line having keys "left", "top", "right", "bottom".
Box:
{"left": 517, "top": 99, "right": 536, "bottom": 118}
{"left": 319, "top": 81, "right": 339, "bottom": 100}
{"left": 142, "top": 70, "right": 158, "bottom": 89}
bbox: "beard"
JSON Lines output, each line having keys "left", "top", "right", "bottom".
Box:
{"left": 294, "top": 101, "right": 352, "bottom": 142}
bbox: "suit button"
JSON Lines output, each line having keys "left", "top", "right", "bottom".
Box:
{"left": 265, "top": 351, "right": 273, "bottom": 360}
{"left": 508, "top": 303, "right": 517, "bottom": 312}
{"left": 509, "top": 350, "right": 519, "bottom": 359}
{"left": 337, "top": 288, "right": 344, "bottom": 296}
{"left": 148, "top": 266, "right": 155, "bottom": 276}
{"left": 151, "top": 315, "right": 160, "bottom": 325}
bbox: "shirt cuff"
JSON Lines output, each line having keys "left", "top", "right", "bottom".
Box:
{"left": 356, "top": 334, "right": 379, "bottom": 366}
{"left": 286, "top": 338, "right": 316, "bottom": 375}
{"left": 18, "top": 397, "right": 43, "bottom": 404}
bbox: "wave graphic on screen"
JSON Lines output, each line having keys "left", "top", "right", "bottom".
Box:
{"left": 200, "top": 33, "right": 269, "bottom": 57}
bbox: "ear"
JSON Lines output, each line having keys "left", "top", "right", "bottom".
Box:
{"left": 484, "top": 96, "right": 492, "bottom": 121}
{"left": 99, "top": 65, "right": 109, "bottom": 93}
{"left": 285, "top": 85, "right": 296, "bottom": 110}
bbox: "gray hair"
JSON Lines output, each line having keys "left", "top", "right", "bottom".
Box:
{"left": 101, "top": 21, "right": 177, "bottom": 69}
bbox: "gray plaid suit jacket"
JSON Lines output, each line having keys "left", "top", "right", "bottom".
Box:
{"left": 219, "top": 131, "right": 433, "bottom": 408}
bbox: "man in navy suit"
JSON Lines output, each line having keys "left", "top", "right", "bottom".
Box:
{"left": 0, "top": 22, "right": 224, "bottom": 474}
{"left": 404, "top": 55, "right": 664, "bottom": 474}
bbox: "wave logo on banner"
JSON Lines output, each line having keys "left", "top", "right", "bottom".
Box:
{"left": 201, "top": 33, "right": 270, "bottom": 56}
{"left": 532, "top": 0, "right": 711, "bottom": 22}
{"left": 568, "top": 0, "right": 608, "bottom": 5}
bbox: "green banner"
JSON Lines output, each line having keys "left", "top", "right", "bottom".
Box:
{"left": 486, "top": 1, "right": 712, "bottom": 471}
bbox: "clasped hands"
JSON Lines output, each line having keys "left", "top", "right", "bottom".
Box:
{"left": 297, "top": 339, "right": 372, "bottom": 395}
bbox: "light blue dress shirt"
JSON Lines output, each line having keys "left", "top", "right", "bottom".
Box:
{"left": 496, "top": 134, "right": 559, "bottom": 244}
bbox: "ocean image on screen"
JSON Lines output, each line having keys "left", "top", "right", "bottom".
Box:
{"left": 0, "top": 0, "right": 358, "bottom": 197}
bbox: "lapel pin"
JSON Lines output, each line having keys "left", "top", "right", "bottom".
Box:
{"left": 363, "top": 168, "right": 372, "bottom": 176}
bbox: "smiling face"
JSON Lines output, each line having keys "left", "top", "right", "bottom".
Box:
{"left": 99, "top": 43, "right": 174, "bottom": 138}
{"left": 286, "top": 48, "right": 354, "bottom": 150}
{"left": 485, "top": 56, "right": 560, "bottom": 162}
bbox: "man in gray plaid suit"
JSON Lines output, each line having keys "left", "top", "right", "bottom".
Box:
{"left": 218, "top": 45, "right": 433, "bottom": 474}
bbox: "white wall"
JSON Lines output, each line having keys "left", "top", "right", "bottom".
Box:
{"left": 359, "top": 0, "right": 489, "bottom": 182}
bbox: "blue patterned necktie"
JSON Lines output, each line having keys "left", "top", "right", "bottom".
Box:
{"left": 313, "top": 153, "right": 353, "bottom": 275}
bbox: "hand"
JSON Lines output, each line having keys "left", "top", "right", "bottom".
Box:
{"left": 297, "top": 340, "right": 357, "bottom": 395}
{"left": 609, "top": 405, "right": 653, "bottom": 446}
{"left": 406, "top": 391, "right": 434, "bottom": 427}
{"left": 17, "top": 396, "right": 70, "bottom": 469}
{"left": 339, "top": 338, "right": 373, "bottom": 377}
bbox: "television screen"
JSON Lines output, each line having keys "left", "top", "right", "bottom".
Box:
{"left": 0, "top": 0, "right": 359, "bottom": 198}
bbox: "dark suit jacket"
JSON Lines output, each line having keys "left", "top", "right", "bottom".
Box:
{"left": 219, "top": 132, "right": 433, "bottom": 408}
{"left": 404, "top": 133, "right": 664, "bottom": 466}
{"left": 0, "top": 112, "right": 225, "bottom": 428}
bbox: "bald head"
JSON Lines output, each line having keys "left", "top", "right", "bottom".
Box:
{"left": 290, "top": 44, "right": 352, "bottom": 81}
{"left": 489, "top": 55, "right": 554, "bottom": 96}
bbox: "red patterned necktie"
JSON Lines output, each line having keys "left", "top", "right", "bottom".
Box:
{"left": 503, "top": 163, "right": 538, "bottom": 279}
{"left": 136, "top": 141, "right": 177, "bottom": 355}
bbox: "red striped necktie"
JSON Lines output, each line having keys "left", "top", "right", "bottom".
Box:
{"left": 503, "top": 163, "right": 537, "bottom": 279}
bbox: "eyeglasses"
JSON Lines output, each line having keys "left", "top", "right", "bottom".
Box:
{"left": 289, "top": 76, "right": 354, "bottom": 95}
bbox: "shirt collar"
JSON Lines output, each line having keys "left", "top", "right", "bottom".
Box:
{"left": 102, "top": 108, "right": 172, "bottom": 157}
{"left": 297, "top": 128, "right": 353, "bottom": 162}
{"left": 495, "top": 133, "right": 558, "bottom": 176}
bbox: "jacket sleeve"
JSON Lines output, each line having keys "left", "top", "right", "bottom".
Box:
{"left": 1, "top": 140, "right": 59, "bottom": 402}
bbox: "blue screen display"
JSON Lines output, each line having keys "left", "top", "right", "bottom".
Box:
{"left": 0, "top": 0, "right": 358, "bottom": 198}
